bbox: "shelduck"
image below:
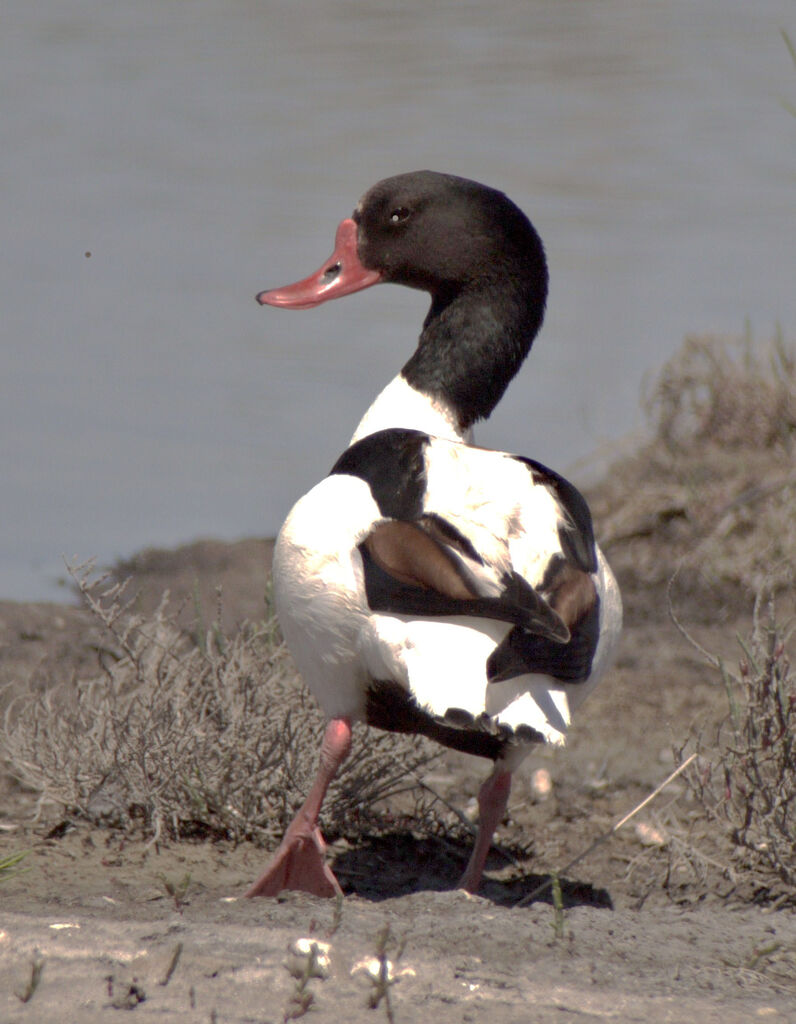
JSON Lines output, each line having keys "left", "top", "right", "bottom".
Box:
{"left": 247, "top": 171, "right": 622, "bottom": 898}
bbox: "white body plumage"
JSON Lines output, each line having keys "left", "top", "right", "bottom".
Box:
{"left": 273, "top": 395, "right": 622, "bottom": 758}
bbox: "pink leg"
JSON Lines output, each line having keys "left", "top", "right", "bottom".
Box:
{"left": 457, "top": 769, "right": 512, "bottom": 894}
{"left": 246, "top": 718, "right": 352, "bottom": 898}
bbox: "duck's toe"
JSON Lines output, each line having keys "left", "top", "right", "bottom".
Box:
{"left": 246, "top": 825, "right": 342, "bottom": 899}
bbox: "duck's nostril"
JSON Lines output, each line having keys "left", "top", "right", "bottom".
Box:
{"left": 322, "top": 262, "right": 342, "bottom": 281}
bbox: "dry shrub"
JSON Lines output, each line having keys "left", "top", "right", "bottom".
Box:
{"left": 586, "top": 332, "right": 795, "bottom": 903}
{"left": 619, "top": 588, "right": 795, "bottom": 907}
{"left": 675, "top": 587, "right": 795, "bottom": 900}
{"left": 591, "top": 332, "right": 796, "bottom": 619}
{"left": 648, "top": 332, "right": 795, "bottom": 451}
{"left": 2, "top": 564, "right": 444, "bottom": 846}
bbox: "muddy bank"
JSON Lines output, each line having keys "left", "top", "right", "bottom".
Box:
{"left": 1, "top": 528, "right": 794, "bottom": 1022}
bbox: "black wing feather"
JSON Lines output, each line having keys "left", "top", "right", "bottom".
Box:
{"left": 358, "top": 541, "right": 569, "bottom": 642}
{"left": 487, "top": 599, "right": 601, "bottom": 683}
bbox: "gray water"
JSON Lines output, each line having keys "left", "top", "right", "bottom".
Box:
{"left": 2, "top": 0, "right": 794, "bottom": 600}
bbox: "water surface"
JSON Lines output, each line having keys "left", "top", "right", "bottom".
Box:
{"left": 2, "top": 0, "right": 794, "bottom": 598}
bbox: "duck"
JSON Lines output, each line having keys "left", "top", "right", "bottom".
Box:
{"left": 247, "top": 170, "right": 622, "bottom": 899}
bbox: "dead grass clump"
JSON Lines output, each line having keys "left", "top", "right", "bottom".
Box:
{"left": 648, "top": 331, "right": 795, "bottom": 451}
{"left": 675, "top": 587, "right": 795, "bottom": 900}
{"left": 2, "top": 563, "right": 443, "bottom": 847}
{"left": 591, "top": 332, "right": 796, "bottom": 619}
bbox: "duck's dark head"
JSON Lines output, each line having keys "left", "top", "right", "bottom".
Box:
{"left": 258, "top": 171, "right": 549, "bottom": 428}
{"left": 353, "top": 171, "right": 546, "bottom": 299}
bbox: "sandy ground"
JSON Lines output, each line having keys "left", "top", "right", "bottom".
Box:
{"left": 1, "top": 536, "right": 794, "bottom": 1022}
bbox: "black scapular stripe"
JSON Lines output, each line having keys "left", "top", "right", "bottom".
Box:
{"left": 329, "top": 428, "right": 429, "bottom": 520}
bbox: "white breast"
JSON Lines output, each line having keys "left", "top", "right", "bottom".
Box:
{"left": 272, "top": 474, "right": 379, "bottom": 720}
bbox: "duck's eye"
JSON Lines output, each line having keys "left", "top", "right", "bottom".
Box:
{"left": 389, "top": 207, "right": 410, "bottom": 224}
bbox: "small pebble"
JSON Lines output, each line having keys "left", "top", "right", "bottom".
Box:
{"left": 530, "top": 768, "right": 552, "bottom": 800}
{"left": 634, "top": 822, "right": 668, "bottom": 847}
{"left": 285, "top": 938, "right": 332, "bottom": 979}
{"left": 351, "top": 957, "right": 415, "bottom": 984}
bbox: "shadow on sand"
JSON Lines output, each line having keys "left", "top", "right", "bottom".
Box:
{"left": 331, "top": 831, "right": 613, "bottom": 909}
